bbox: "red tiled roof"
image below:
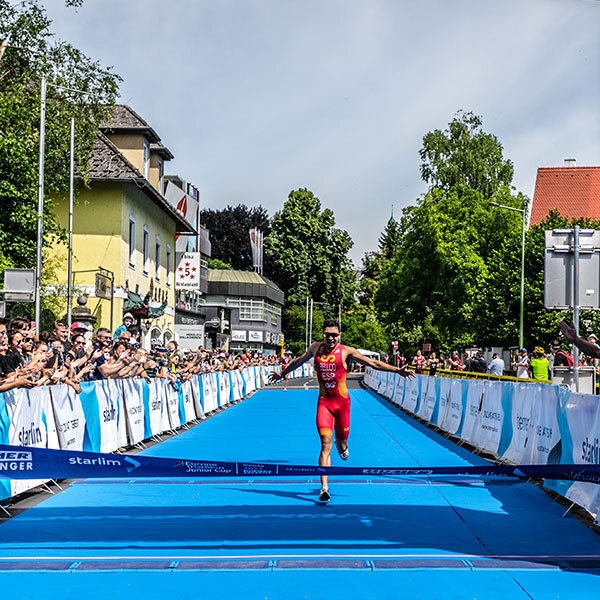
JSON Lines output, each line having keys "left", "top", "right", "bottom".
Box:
{"left": 531, "top": 166, "right": 600, "bottom": 225}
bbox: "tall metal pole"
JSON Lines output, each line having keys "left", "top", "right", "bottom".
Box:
{"left": 34, "top": 77, "right": 47, "bottom": 334}
{"left": 309, "top": 298, "right": 313, "bottom": 346}
{"left": 67, "top": 118, "right": 75, "bottom": 329}
{"left": 519, "top": 209, "right": 525, "bottom": 349}
{"left": 305, "top": 296, "right": 309, "bottom": 350}
{"left": 573, "top": 226, "right": 580, "bottom": 392}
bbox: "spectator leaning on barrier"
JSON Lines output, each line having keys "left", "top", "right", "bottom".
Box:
{"left": 487, "top": 353, "right": 505, "bottom": 377}
{"left": 529, "top": 347, "right": 549, "bottom": 381}
{"left": 512, "top": 348, "right": 530, "bottom": 379}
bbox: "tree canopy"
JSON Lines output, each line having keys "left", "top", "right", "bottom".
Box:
{"left": 200, "top": 204, "right": 269, "bottom": 271}
{"left": 265, "top": 188, "right": 355, "bottom": 308}
{"left": 0, "top": 0, "right": 120, "bottom": 275}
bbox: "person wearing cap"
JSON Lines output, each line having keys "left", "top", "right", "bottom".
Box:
{"left": 114, "top": 313, "right": 134, "bottom": 340}
{"left": 529, "top": 347, "right": 549, "bottom": 381}
{"left": 511, "top": 348, "right": 530, "bottom": 379}
{"left": 550, "top": 339, "right": 573, "bottom": 367}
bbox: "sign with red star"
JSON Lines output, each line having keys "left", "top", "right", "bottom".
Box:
{"left": 175, "top": 252, "right": 201, "bottom": 291}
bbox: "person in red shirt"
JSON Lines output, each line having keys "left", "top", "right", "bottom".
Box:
{"left": 412, "top": 349, "right": 425, "bottom": 374}
{"left": 270, "top": 320, "right": 414, "bottom": 502}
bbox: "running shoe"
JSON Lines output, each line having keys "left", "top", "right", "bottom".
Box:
{"left": 319, "top": 488, "right": 331, "bottom": 502}
{"left": 335, "top": 439, "right": 349, "bottom": 461}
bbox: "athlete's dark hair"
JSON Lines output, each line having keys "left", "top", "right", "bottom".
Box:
{"left": 322, "top": 319, "right": 340, "bottom": 331}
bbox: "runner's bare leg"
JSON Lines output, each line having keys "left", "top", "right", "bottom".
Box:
{"left": 318, "top": 432, "right": 332, "bottom": 490}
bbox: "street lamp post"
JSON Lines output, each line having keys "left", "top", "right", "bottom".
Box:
{"left": 489, "top": 201, "right": 526, "bottom": 349}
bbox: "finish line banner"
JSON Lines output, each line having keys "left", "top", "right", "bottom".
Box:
{"left": 1, "top": 445, "right": 600, "bottom": 483}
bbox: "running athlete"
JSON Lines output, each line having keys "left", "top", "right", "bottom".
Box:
{"left": 269, "top": 320, "right": 414, "bottom": 502}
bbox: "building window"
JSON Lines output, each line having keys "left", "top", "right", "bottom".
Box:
{"left": 128, "top": 215, "right": 136, "bottom": 268}
{"left": 143, "top": 137, "right": 150, "bottom": 179}
{"left": 158, "top": 157, "right": 164, "bottom": 192}
{"left": 155, "top": 236, "right": 161, "bottom": 281}
{"left": 166, "top": 244, "right": 172, "bottom": 286}
{"left": 143, "top": 226, "right": 149, "bottom": 275}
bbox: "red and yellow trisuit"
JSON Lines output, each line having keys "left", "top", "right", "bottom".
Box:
{"left": 314, "top": 342, "right": 350, "bottom": 440}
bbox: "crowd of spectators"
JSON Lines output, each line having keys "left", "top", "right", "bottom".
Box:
{"left": 0, "top": 314, "right": 283, "bottom": 395}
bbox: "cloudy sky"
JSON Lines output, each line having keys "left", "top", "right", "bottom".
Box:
{"left": 45, "top": 0, "right": 600, "bottom": 264}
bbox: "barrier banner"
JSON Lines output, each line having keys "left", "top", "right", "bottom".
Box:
{"left": 4, "top": 444, "right": 600, "bottom": 483}
{"left": 501, "top": 382, "right": 535, "bottom": 464}
{"left": 457, "top": 379, "right": 485, "bottom": 444}
{"left": 417, "top": 375, "right": 438, "bottom": 422}
{"left": 385, "top": 372, "right": 395, "bottom": 400}
{"left": 392, "top": 374, "right": 404, "bottom": 406}
{"left": 432, "top": 376, "right": 451, "bottom": 428}
{"left": 441, "top": 379, "right": 465, "bottom": 435}
{"left": 217, "top": 371, "right": 230, "bottom": 407}
{"left": 474, "top": 381, "right": 505, "bottom": 454}
{"left": 79, "top": 379, "right": 127, "bottom": 452}
{"left": 164, "top": 382, "right": 181, "bottom": 430}
{"left": 203, "top": 372, "right": 218, "bottom": 413}
{"left": 122, "top": 378, "right": 146, "bottom": 446}
{"left": 402, "top": 375, "right": 420, "bottom": 413}
{"left": 554, "top": 391, "right": 600, "bottom": 519}
{"left": 179, "top": 380, "right": 197, "bottom": 425}
{"left": 521, "top": 384, "right": 561, "bottom": 465}
{"left": 2, "top": 386, "right": 58, "bottom": 496}
{"left": 143, "top": 378, "right": 170, "bottom": 438}
{"left": 50, "top": 385, "right": 86, "bottom": 452}
{"left": 377, "top": 371, "right": 387, "bottom": 396}
{"left": 231, "top": 370, "right": 243, "bottom": 401}
{"left": 189, "top": 376, "right": 205, "bottom": 419}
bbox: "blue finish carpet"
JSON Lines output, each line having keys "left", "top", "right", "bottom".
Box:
{"left": 0, "top": 387, "right": 599, "bottom": 599}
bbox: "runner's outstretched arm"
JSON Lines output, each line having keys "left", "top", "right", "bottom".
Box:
{"left": 345, "top": 348, "right": 415, "bottom": 379}
{"left": 268, "top": 342, "right": 319, "bottom": 383}
{"left": 558, "top": 321, "right": 600, "bottom": 358}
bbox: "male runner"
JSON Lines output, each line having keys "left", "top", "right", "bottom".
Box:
{"left": 269, "top": 320, "right": 414, "bottom": 502}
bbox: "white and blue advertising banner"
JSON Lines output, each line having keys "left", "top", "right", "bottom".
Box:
{"left": 501, "top": 382, "right": 534, "bottom": 464}
{"left": 521, "top": 384, "right": 562, "bottom": 465}
{"left": 4, "top": 386, "right": 58, "bottom": 496}
{"left": 189, "top": 375, "right": 205, "bottom": 419}
{"left": 402, "top": 374, "right": 421, "bottom": 414}
{"left": 217, "top": 371, "right": 230, "bottom": 407}
{"left": 377, "top": 371, "right": 387, "bottom": 396}
{"left": 165, "top": 382, "right": 181, "bottom": 430}
{"left": 242, "top": 368, "right": 255, "bottom": 395}
{"left": 78, "top": 380, "right": 125, "bottom": 453}
{"left": 122, "top": 378, "right": 146, "bottom": 446}
{"left": 202, "top": 372, "right": 218, "bottom": 413}
{"left": 432, "top": 376, "right": 451, "bottom": 429}
{"left": 231, "top": 370, "right": 244, "bottom": 401}
{"left": 179, "top": 380, "right": 197, "bottom": 424}
{"left": 50, "top": 385, "right": 86, "bottom": 452}
{"left": 260, "top": 367, "right": 269, "bottom": 387}
{"left": 550, "top": 391, "right": 600, "bottom": 519}
{"left": 474, "top": 381, "right": 511, "bottom": 455}
{"left": 385, "top": 372, "right": 395, "bottom": 399}
{"left": 144, "top": 378, "right": 170, "bottom": 437}
{"left": 392, "top": 374, "right": 405, "bottom": 406}
{"left": 457, "top": 379, "right": 485, "bottom": 445}
{"left": 441, "top": 379, "right": 465, "bottom": 435}
{"left": 417, "top": 375, "right": 439, "bottom": 422}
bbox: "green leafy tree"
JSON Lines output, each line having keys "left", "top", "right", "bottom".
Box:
{"left": 207, "top": 258, "right": 232, "bottom": 270}
{"left": 200, "top": 204, "right": 269, "bottom": 271}
{"left": 265, "top": 188, "right": 355, "bottom": 308}
{"left": 0, "top": 0, "right": 120, "bottom": 274}
{"left": 373, "top": 112, "right": 526, "bottom": 354}
{"left": 420, "top": 110, "right": 514, "bottom": 198}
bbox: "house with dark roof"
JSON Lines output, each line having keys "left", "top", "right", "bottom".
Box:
{"left": 49, "top": 105, "right": 195, "bottom": 347}
{"left": 530, "top": 159, "right": 600, "bottom": 226}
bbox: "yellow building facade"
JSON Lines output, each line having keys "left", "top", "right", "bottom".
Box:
{"left": 49, "top": 106, "right": 193, "bottom": 346}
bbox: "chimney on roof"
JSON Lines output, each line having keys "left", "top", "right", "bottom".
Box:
{"left": 564, "top": 158, "right": 576, "bottom": 167}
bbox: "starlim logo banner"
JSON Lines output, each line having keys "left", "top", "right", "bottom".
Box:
{"left": 2, "top": 444, "right": 600, "bottom": 483}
